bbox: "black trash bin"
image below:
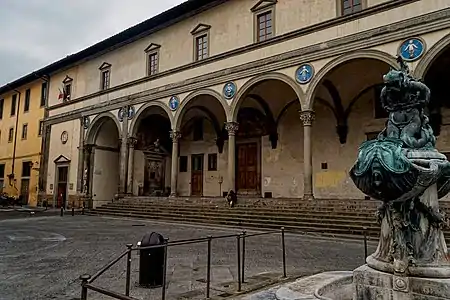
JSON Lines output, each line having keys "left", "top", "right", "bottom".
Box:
{"left": 139, "top": 232, "right": 166, "bottom": 288}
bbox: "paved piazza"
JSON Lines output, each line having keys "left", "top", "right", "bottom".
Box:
{"left": 0, "top": 212, "right": 376, "bottom": 300}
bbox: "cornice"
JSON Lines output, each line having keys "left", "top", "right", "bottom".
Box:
{"left": 47, "top": 0, "right": 421, "bottom": 112}
{"left": 44, "top": 8, "right": 450, "bottom": 126}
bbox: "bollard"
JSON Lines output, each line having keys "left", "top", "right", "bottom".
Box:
{"left": 125, "top": 244, "right": 133, "bottom": 296}
{"left": 281, "top": 227, "right": 286, "bottom": 278}
{"left": 82, "top": 206, "right": 85, "bottom": 215}
{"left": 241, "top": 231, "right": 246, "bottom": 283}
{"left": 72, "top": 207, "right": 75, "bottom": 216}
{"left": 161, "top": 238, "right": 169, "bottom": 300}
{"left": 206, "top": 236, "right": 212, "bottom": 299}
{"left": 80, "top": 274, "right": 91, "bottom": 300}
{"left": 236, "top": 235, "right": 241, "bottom": 292}
{"left": 363, "top": 227, "right": 368, "bottom": 261}
{"left": 60, "top": 206, "right": 64, "bottom": 217}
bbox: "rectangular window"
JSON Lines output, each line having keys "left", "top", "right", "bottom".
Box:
{"left": 40, "top": 82, "right": 47, "bottom": 107}
{"left": 148, "top": 52, "right": 159, "bottom": 76}
{"left": 24, "top": 89, "right": 30, "bottom": 112}
{"left": 22, "top": 161, "right": 31, "bottom": 177}
{"left": 193, "top": 119, "right": 204, "bottom": 141}
{"left": 208, "top": 153, "right": 218, "bottom": 171}
{"left": 11, "top": 94, "right": 17, "bottom": 116}
{"left": 257, "top": 11, "right": 273, "bottom": 42}
{"left": 101, "top": 70, "right": 110, "bottom": 90}
{"left": 195, "top": 34, "right": 208, "bottom": 61}
{"left": 0, "top": 98, "right": 4, "bottom": 119}
{"left": 22, "top": 124, "right": 28, "bottom": 140}
{"left": 38, "top": 120, "right": 43, "bottom": 136}
{"left": 179, "top": 156, "right": 188, "bottom": 173}
{"left": 342, "top": 0, "right": 362, "bottom": 15}
{"left": 8, "top": 127, "right": 13, "bottom": 142}
{"left": 64, "top": 83, "right": 72, "bottom": 101}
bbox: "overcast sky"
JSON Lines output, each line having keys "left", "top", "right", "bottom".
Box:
{"left": 0, "top": 0, "right": 185, "bottom": 86}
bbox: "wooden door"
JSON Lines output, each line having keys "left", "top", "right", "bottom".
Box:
{"left": 191, "top": 154, "right": 204, "bottom": 196}
{"left": 57, "top": 166, "right": 68, "bottom": 208}
{"left": 20, "top": 179, "right": 30, "bottom": 205}
{"left": 236, "top": 143, "right": 258, "bottom": 192}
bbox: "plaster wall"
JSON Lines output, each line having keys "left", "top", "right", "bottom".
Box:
{"left": 47, "top": 0, "right": 449, "bottom": 118}
{"left": 46, "top": 119, "right": 80, "bottom": 196}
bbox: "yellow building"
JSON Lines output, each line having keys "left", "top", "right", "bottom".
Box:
{"left": 0, "top": 76, "right": 48, "bottom": 206}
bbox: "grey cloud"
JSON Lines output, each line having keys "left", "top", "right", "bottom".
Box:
{"left": 0, "top": 0, "right": 184, "bottom": 85}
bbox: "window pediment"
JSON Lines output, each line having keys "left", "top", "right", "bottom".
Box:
{"left": 190, "top": 23, "right": 211, "bottom": 35}
{"left": 62, "top": 75, "right": 73, "bottom": 84}
{"left": 54, "top": 154, "right": 71, "bottom": 164}
{"left": 251, "top": 0, "right": 277, "bottom": 12}
{"left": 99, "top": 62, "right": 111, "bottom": 70}
{"left": 144, "top": 43, "right": 161, "bottom": 53}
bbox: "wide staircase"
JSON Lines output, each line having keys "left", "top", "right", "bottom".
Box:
{"left": 87, "top": 197, "right": 450, "bottom": 243}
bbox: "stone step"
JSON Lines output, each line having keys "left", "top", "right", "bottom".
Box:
{"left": 92, "top": 206, "right": 379, "bottom": 222}
{"left": 99, "top": 204, "right": 379, "bottom": 217}
{"left": 92, "top": 207, "right": 380, "bottom": 226}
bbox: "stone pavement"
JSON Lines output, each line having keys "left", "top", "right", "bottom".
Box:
{"left": 0, "top": 214, "right": 377, "bottom": 300}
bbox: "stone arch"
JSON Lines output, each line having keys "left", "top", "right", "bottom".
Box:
{"left": 173, "top": 88, "right": 229, "bottom": 131}
{"left": 231, "top": 72, "right": 305, "bottom": 122}
{"left": 414, "top": 33, "right": 450, "bottom": 79}
{"left": 129, "top": 101, "right": 174, "bottom": 136}
{"left": 85, "top": 112, "right": 122, "bottom": 144}
{"left": 305, "top": 49, "right": 398, "bottom": 110}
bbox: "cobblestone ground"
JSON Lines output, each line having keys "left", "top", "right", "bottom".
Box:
{"left": 0, "top": 212, "right": 377, "bottom": 300}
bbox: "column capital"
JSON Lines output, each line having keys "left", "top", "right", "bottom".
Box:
{"left": 299, "top": 110, "right": 315, "bottom": 126}
{"left": 170, "top": 130, "right": 182, "bottom": 142}
{"left": 225, "top": 122, "right": 239, "bottom": 136}
{"left": 83, "top": 143, "right": 95, "bottom": 154}
{"left": 127, "top": 137, "right": 138, "bottom": 148}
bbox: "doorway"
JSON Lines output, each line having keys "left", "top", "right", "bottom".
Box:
{"left": 20, "top": 179, "right": 30, "bottom": 205}
{"left": 56, "top": 166, "right": 68, "bottom": 208}
{"left": 236, "top": 142, "right": 259, "bottom": 194}
{"left": 191, "top": 154, "right": 204, "bottom": 196}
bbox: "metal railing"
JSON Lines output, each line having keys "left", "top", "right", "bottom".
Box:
{"left": 79, "top": 227, "right": 288, "bottom": 300}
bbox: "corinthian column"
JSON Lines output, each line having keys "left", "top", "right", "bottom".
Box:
{"left": 119, "top": 106, "right": 129, "bottom": 195}
{"left": 170, "top": 131, "right": 181, "bottom": 197}
{"left": 127, "top": 137, "right": 138, "bottom": 195}
{"left": 225, "top": 122, "right": 239, "bottom": 193}
{"left": 299, "top": 110, "right": 315, "bottom": 200}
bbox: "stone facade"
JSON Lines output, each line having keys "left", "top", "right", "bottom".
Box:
{"left": 36, "top": 0, "right": 450, "bottom": 206}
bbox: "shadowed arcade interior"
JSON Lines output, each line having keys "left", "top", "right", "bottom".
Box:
{"left": 177, "top": 94, "right": 227, "bottom": 197}
{"left": 91, "top": 117, "right": 120, "bottom": 208}
{"left": 312, "top": 58, "right": 391, "bottom": 199}
{"left": 236, "top": 79, "right": 303, "bottom": 198}
{"left": 133, "top": 108, "right": 172, "bottom": 196}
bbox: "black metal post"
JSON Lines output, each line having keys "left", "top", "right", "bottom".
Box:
{"left": 241, "top": 231, "right": 246, "bottom": 283}
{"left": 281, "top": 227, "right": 286, "bottom": 278}
{"left": 363, "top": 227, "right": 368, "bottom": 261}
{"left": 72, "top": 207, "right": 75, "bottom": 216}
{"left": 60, "top": 206, "right": 64, "bottom": 217}
{"left": 237, "top": 235, "right": 241, "bottom": 292}
{"left": 80, "top": 274, "right": 91, "bottom": 300}
{"left": 125, "top": 244, "right": 133, "bottom": 296}
{"left": 206, "top": 236, "right": 212, "bottom": 299}
{"left": 162, "top": 238, "right": 169, "bottom": 300}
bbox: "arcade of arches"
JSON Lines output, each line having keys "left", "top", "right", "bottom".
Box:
{"left": 80, "top": 50, "right": 450, "bottom": 205}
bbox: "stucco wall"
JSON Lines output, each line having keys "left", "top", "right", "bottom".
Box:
{"left": 46, "top": 119, "right": 80, "bottom": 196}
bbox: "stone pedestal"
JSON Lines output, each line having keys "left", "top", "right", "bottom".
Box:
{"left": 354, "top": 264, "right": 450, "bottom": 300}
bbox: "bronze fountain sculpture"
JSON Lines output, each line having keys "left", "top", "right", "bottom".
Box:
{"left": 350, "top": 57, "right": 450, "bottom": 298}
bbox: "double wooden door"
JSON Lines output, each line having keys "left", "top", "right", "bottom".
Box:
{"left": 236, "top": 143, "right": 259, "bottom": 193}
{"left": 191, "top": 154, "right": 204, "bottom": 196}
